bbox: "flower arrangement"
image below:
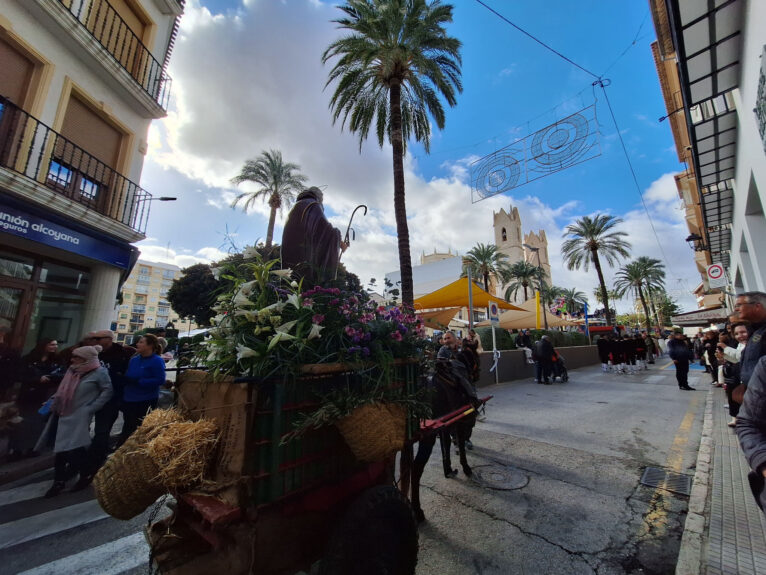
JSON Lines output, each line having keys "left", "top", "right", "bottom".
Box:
{"left": 198, "top": 252, "right": 431, "bottom": 442}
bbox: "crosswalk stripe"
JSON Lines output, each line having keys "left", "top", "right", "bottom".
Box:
{"left": 16, "top": 532, "right": 148, "bottom": 575}
{"left": 0, "top": 499, "right": 108, "bottom": 550}
{"left": 0, "top": 480, "right": 53, "bottom": 507}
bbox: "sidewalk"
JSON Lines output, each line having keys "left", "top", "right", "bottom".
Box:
{"left": 680, "top": 383, "right": 766, "bottom": 575}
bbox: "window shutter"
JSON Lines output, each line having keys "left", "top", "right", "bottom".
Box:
{"left": 58, "top": 96, "right": 122, "bottom": 175}
{"left": 0, "top": 38, "right": 34, "bottom": 106}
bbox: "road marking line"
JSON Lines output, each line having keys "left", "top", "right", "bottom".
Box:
{"left": 0, "top": 481, "right": 54, "bottom": 507}
{"left": 0, "top": 499, "right": 108, "bottom": 550}
{"left": 16, "top": 532, "right": 148, "bottom": 575}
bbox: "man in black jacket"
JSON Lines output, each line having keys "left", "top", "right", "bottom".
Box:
{"left": 534, "top": 335, "right": 555, "bottom": 385}
{"left": 735, "top": 356, "right": 766, "bottom": 512}
{"left": 667, "top": 332, "right": 695, "bottom": 390}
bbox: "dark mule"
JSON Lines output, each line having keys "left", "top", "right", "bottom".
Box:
{"left": 411, "top": 360, "right": 477, "bottom": 523}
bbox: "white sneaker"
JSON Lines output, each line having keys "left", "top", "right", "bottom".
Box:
{"left": 727, "top": 417, "right": 737, "bottom": 427}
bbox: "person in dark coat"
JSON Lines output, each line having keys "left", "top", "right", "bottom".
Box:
{"left": 9, "top": 339, "right": 64, "bottom": 460}
{"left": 281, "top": 187, "right": 348, "bottom": 285}
{"left": 735, "top": 356, "right": 766, "bottom": 513}
{"left": 596, "top": 335, "right": 610, "bottom": 372}
{"left": 735, "top": 292, "right": 766, "bottom": 390}
{"left": 667, "top": 332, "right": 695, "bottom": 390}
{"left": 534, "top": 335, "right": 555, "bottom": 384}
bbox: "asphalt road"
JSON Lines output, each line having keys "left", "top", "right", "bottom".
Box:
{"left": 415, "top": 360, "right": 706, "bottom": 575}
{"left": 0, "top": 360, "right": 705, "bottom": 575}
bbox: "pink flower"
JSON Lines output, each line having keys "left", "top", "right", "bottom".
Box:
{"left": 302, "top": 298, "right": 314, "bottom": 307}
{"left": 390, "top": 331, "right": 403, "bottom": 341}
{"left": 345, "top": 326, "right": 356, "bottom": 337}
{"left": 312, "top": 314, "right": 325, "bottom": 324}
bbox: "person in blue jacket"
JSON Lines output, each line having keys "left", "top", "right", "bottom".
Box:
{"left": 117, "top": 334, "right": 166, "bottom": 446}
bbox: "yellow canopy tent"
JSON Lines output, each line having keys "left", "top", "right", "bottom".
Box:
{"left": 416, "top": 307, "right": 461, "bottom": 330}
{"left": 413, "top": 277, "right": 523, "bottom": 311}
{"left": 475, "top": 297, "right": 576, "bottom": 329}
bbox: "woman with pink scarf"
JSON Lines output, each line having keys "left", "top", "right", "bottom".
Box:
{"left": 35, "top": 345, "right": 112, "bottom": 497}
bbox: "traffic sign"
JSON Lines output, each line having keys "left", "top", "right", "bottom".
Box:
{"left": 706, "top": 264, "right": 727, "bottom": 288}
{"left": 489, "top": 300, "right": 500, "bottom": 324}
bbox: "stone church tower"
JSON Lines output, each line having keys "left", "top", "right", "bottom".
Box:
{"left": 492, "top": 204, "right": 552, "bottom": 301}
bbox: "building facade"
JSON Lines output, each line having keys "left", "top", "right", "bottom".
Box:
{"left": 649, "top": 0, "right": 766, "bottom": 299}
{"left": 0, "top": 0, "right": 183, "bottom": 353}
{"left": 113, "top": 259, "right": 196, "bottom": 342}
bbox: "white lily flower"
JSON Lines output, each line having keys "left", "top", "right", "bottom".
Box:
{"left": 261, "top": 301, "right": 285, "bottom": 314}
{"left": 290, "top": 281, "right": 299, "bottom": 289}
{"left": 239, "top": 280, "right": 258, "bottom": 296}
{"left": 275, "top": 320, "right": 299, "bottom": 334}
{"left": 308, "top": 323, "right": 324, "bottom": 340}
{"left": 233, "top": 289, "right": 254, "bottom": 307}
{"left": 211, "top": 267, "right": 222, "bottom": 280}
{"left": 236, "top": 344, "right": 259, "bottom": 361}
{"left": 243, "top": 246, "right": 259, "bottom": 259}
{"left": 271, "top": 268, "right": 293, "bottom": 279}
{"left": 267, "top": 331, "right": 296, "bottom": 350}
{"left": 286, "top": 293, "right": 301, "bottom": 309}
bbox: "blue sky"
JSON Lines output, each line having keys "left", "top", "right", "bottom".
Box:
{"left": 139, "top": 0, "right": 699, "bottom": 311}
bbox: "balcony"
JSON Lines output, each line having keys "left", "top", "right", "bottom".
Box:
{"left": 31, "top": 0, "right": 172, "bottom": 115}
{"left": 0, "top": 96, "right": 152, "bottom": 238}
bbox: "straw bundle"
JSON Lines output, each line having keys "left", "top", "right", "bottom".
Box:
{"left": 145, "top": 420, "right": 219, "bottom": 489}
{"left": 132, "top": 408, "right": 185, "bottom": 443}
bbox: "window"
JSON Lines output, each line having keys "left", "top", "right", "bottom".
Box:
{"left": 120, "top": 313, "right": 127, "bottom": 319}
{"left": 148, "top": 306, "right": 155, "bottom": 311}
{"left": 123, "top": 293, "right": 131, "bottom": 299}
{"left": 501, "top": 227, "right": 507, "bottom": 242}
{"left": 139, "top": 267, "right": 150, "bottom": 275}
{"left": 135, "top": 285, "right": 148, "bottom": 294}
{"left": 137, "top": 275, "right": 151, "bottom": 285}
{"left": 162, "top": 270, "right": 175, "bottom": 279}
{"left": 118, "top": 324, "right": 126, "bottom": 330}
{"left": 0, "top": 37, "right": 35, "bottom": 106}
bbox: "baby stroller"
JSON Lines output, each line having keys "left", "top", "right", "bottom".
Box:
{"left": 551, "top": 351, "right": 568, "bottom": 382}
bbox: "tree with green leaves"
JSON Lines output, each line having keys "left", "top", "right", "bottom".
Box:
{"left": 461, "top": 243, "right": 510, "bottom": 293}
{"left": 634, "top": 256, "right": 666, "bottom": 331}
{"left": 561, "top": 214, "right": 631, "bottom": 326}
{"left": 503, "top": 260, "right": 544, "bottom": 302}
{"left": 230, "top": 149, "right": 307, "bottom": 248}
{"left": 538, "top": 283, "right": 563, "bottom": 330}
{"left": 614, "top": 260, "right": 654, "bottom": 333}
{"left": 166, "top": 263, "right": 219, "bottom": 326}
{"left": 322, "top": 0, "right": 462, "bottom": 307}
{"left": 559, "top": 287, "right": 588, "bottom": 314}
{"left": 593, "top": 287, "right": 622, "bottom": 307}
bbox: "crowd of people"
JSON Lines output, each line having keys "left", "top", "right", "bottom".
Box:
{"left": 595, "top": 332, "right": 658, "bottom": 375}
{"left": 1, "top": 329, "right": 169, "bottom": 497}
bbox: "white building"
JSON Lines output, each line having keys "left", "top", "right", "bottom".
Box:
{"left": 652, "top": 0, "right": 766, "bottom": 295}
{"left": 0, "top": 0, "right": 183, "bottom": 352}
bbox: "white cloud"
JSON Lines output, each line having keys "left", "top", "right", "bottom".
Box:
{"left": 136, "top": 241, "right": 228, "bottom": 269}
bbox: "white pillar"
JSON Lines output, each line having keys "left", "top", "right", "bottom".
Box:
{"left": 82, "top": 264, "right": 121, "bottom": 333}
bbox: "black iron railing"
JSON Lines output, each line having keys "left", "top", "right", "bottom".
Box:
{"left": 57, "top": 0, "right": 172, "bottom": 110}
{"left": 0, "top": 96, "right": 152, "bottom": 235}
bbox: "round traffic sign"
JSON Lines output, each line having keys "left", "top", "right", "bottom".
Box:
{"left": 707, "top": 264, "right": 724, "bottom": 280}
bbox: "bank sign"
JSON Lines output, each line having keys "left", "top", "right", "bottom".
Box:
{"left": 0, "top": 201, "right": 133, "bottom": 269}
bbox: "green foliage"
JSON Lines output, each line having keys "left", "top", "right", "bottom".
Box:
{"left": 503, "top": 261, "right": 544, "bottom": 301}
{"left": 474, "top": 327, "right": 515, "bottom": 351}
{"left": 461, "top": 243, "right": 510, "bottom": 292}
{"left": 166, "top": 263, "right": 219, "bottom": 326}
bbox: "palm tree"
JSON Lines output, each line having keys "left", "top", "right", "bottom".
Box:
{"left": 635, "top": 256, "right": 666, "bottom": 332}
{"left": 230, "top": 150, "right": 307, "bottom": 248}
{"left": 461, "top": 243, "right": 510, "bottom": 293}
{"left": 559, "top": 287, "right": 587, "bottom": 315}
{"left": 613, "top": 261, "right": 653, "bottom": 333}
{"left": 593, "top": 287, "right": 622, "bottom": 306}
{"left": 538, "top": 283, "right": 564, "bottom": 330}
{"left": 561, "top": 214, "right": 631, "bottom": 326}
{"left": 322, "top": 0, "right": 462, "bottom": 307}
{"left": 503, "top": 260, "right": 544, "bottom": 302}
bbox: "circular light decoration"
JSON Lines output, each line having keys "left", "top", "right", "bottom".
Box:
{"left": 530, "top": 112, "right": 589, "bottom": 169}
{"left": 473, "top": 152, "right": 522, "bottom": 198}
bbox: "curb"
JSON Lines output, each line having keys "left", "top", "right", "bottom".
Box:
{"left": 675, "top": 386, "right": 715, "bottom": 575}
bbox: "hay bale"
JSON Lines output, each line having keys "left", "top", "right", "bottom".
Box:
{"left": 145, "top": 419, "right": 220, "bottom": 489}
{"left": 133, "top": 408, "right": 185, "bottom": 443}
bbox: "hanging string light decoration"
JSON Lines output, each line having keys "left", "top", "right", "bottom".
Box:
{"left": 471, "top": 105, "right": 601, "bottom": 203}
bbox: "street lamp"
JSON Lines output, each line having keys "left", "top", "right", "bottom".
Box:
{"left": 152, "top": 197, "right": 177, "bottom": 202}
{"left": 685, "top": 233, "right": 708, "bottom": 251}
{"left": 523, "top": 243, "right": 549, "bottom": 330}
{"left": 659, "top": 107, "right": 685, "bottom": 122}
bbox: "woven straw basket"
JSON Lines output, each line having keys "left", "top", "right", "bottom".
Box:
{"left": 335, "top": 403, "right": 406, "bottom": 463}
{"left": 92, "top": 433, "right": 165, "bottom": 520}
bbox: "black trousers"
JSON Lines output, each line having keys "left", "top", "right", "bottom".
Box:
{"left": 54, "top": 447, "right": 87, "bottom": 483}
{"left": 117, "top": 399, "right": 158, "bottom": 446}
{"left": 726, "top": 382, "right": 741, "bottom": 417}
{"left": 675, "top": 360, "right": 689, "bottom": 388}
{"left": 90, "top": 398, "right": 120, "bottom": 471}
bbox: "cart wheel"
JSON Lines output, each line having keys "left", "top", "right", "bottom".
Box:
{"left": 319, "top": 485, "right": 418, "bottom": 575}
{"left": 562, "top": 369, "right": 569, "bottom": 383}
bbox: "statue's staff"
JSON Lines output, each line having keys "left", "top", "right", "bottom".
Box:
{"left": 336, "top": 204, "right": 367, "bottom": 278}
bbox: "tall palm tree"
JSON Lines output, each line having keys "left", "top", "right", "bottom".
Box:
{"left": 503, "top": 260, "right": 544, "bottom": 302}
{"left": 461, "top": 243, "right": 510, "bottom": 292}
{"left": 322, "top": 0, "right": 462, "bottom": 307}
{"left": 230, "top": 150, "right": 307, "bottom": 248}
{"left": 593, "top": 287, "right": 622, "bottom": 306}
{"left": 559, "top": 287, "right": 587, "bottom": 315}
{"left": 635, "top": 256, "right": 666, "bottom": 332}
{"left": 561, "top": 214, "right": 631, "bottom": 326}
{"left": 538, "top": 283, "right": 563, "bottom": 330}
{"left": 613, "top": 261, "right": 654, "bottom": 333}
